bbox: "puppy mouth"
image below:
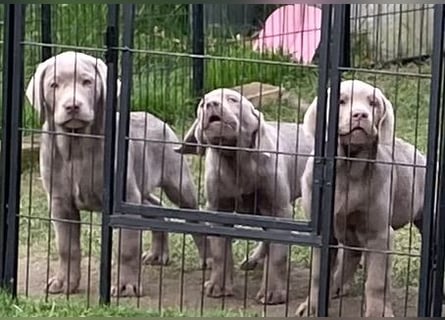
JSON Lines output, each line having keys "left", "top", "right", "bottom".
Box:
{"left": 208, "top": 115, "right": 221, "bottom": 124}
{"left": 203, "top": 116, "right": 237, "bottom": 146}
{"left": 338, "top": 126, "right": 375, "bottom": 147}
{"left": 61, "top": 118, "right": 90, "bottom": 130}
{"left": 205, "top": 115, "right": 235, "bottom": 130}
{"left": 339, "top": 126, "right": 368, "bottom": 136}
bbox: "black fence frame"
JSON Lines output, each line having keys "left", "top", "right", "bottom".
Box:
{"left": 0, "top": 3, "right": 445, "bottom": 317}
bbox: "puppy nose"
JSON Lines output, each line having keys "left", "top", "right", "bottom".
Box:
{"left": 352, "top": 111, "right": 368, "bottom": 120}
{"left": 64, "top": 103, "right": 81, "bottom": 114}
{"left": 206, "top": 101, "right": 220, "bottom": 109}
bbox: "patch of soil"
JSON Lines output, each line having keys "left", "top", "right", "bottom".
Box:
{"left": 17, "top": 253, "right": 419, "bottom": 317}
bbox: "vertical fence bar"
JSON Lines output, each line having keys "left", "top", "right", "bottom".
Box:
{"left": 340, "top": 4, "right": 350, "bottom": 68}
{"left": 433, "top": 75, "right": 445, "bottom": 316}
{"left": 2, "top": 4, "right": 25, "bottom": 296}
{"left": 115, "top": 4, "right": 135, "bottom": 207}
{"left": 317, "top": 5, "right": 345, "bottom": 317}
{"left": 41, "top": 4, "right": 52, "bottom": 61}
{"left": 190, "top": 4, "right": 204, "bottom": 99}
{"left": 418, "top": 4, "right": 445, "bottom": 317}
{"left": 0, "top": 4, "right": 13, "bottom": 286}
{"left": 431, "top": 7, "right": 445, "bottom": 316}
{"left": 99, "top": 4, "right": 120, "bottom": 305}
{"left": 310, "top": 5, "right": 332, "bottom": 233}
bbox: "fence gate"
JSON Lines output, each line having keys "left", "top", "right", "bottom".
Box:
{"left": 105, "top": 3, "right": 331, "bottom": 314}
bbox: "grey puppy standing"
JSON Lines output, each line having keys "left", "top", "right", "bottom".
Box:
{"left": 175, "top": 88, "right": 313, "bottom": 304}
{"left": 25, "top": 51, "right": 208, "bottom": 297}
{"left": 295, "top": 80, "right": 425, "bottom": 317}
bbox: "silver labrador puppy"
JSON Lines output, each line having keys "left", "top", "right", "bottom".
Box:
{"left": 296, "top": 80, "right": 425, "bottom": 317}
{"left": 175, "top": 88, "right": 313, "bottom": 305}
{"left": 25, "top": 51, "right": 208, "bottom": 297}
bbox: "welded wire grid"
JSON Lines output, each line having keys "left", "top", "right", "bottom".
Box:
{"left": 321, "top": 4, "right": 434, "bottom": 317}
{"left": 18, "top": 3, "right": 109, "bottom": 306}
{"left": 2, "top": 3, "right": 443, "bottom": 318}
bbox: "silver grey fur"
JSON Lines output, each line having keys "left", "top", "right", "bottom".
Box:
{"left": 25, "top": 51, "right": 208, "bottom": 298}
{"left": 295, "top": 80, "right": 425, "bottom": 317}
{"left": 175, "top": 88, "right": 313, "bottom": 305}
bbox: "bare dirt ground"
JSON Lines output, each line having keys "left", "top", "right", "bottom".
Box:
{"left": 17, "top": 253, "right": 419, "bottom": 317}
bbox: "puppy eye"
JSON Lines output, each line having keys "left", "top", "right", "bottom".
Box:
{"left": 82, "top": 79, "right": 93, "bottom": 86}
{"left": 227, "top": 96, "right": 238, "bottom": 103}
{"left": 50, "top": 82, "right": 58, "bottom": 89}
{"left": 339, "top": 99, "right": 346, "bottom": 105}
{"left": 369, "top": 100, "right": 378, "bottom": 107}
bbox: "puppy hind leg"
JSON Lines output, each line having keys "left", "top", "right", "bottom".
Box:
{"left": 140, "top": 198, "right": 170, "bottom": 266}
{"left": 112, "top": 180, "right": 144, "bottom": 297}
{"left": 162, "top": 177, "right": 211, "bottom": 270}
{"left": 240, "top": 241, "right": 266, "bottom": 271}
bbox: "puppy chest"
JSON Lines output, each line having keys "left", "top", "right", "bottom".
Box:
{"left": 206, "top": 155, "right": 264, "bottom": 198}
{"left": 73, "top": 180, "right": 102, "bottom": 211}
{"left": 71, "top": 166, "right": 103, "bottom": 211}
{"left": 216, "top": 172, "right": 259, "bottom": 197}
{"left": 334, "top": 177, "right": 375, "bottom": 215}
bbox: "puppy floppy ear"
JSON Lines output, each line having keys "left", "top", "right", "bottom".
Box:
{"left": 303, "top": 88, "right": 331, "bottom": 140}
{"left": 174, "top": 119, "right": 206, "bottom": 155}
{"left": 82, "top": 53, "right": 122, "bottom": 102}
{"left": 250, "top": 108, "right": 275, "bottom": 158}
{"left": 302, "top": 96, "right": 318, "bottom": 138}
{"left": 377, "top": 89, "right": 395, "bottom": 145}
{"left": 25, "top": 56, "right": 55, "bottom": 116}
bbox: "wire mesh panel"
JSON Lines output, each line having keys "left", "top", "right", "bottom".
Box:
{"left": 108, "top": 3, "right": 325, "bottom": 317}
{"left": 301, "top": 4, "right": 441, "bottom": 318}
{"left": 17, "top": 4, "right": 110, "bottom": 307}
{"left": 1, "top": 3, "right": 445, "bottom": 318}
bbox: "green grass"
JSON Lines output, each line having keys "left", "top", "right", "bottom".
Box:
{"left": 0, "top": 292, "right": 260, "bottom": 317}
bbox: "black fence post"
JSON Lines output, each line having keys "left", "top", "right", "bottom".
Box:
{"left": 99, "top": 4, "right": 120, "bottom": 305}
{"left": 310, "top": 5, "right": 332, "bottom": 233}
{"left": 190, "top": 4, "right": 204, "bottom": 99}
{"left": 430, "top": 5, "right": 445, "bottom": 316}
{"left": 433, "top": 64, "right": 445, "bottom": 316}
{"left": 316, "top": 5, "right": 345, "bottom": 317}
{"left": 340, "top": 4, "right": 350, "bottom": 68}
{"left": 0, "top": 4, "right": 13, "bottom": 287}
{"left": 308, "top": 6, "right": 333, "bottom": 314}
{"left": 2, "top": 4, "right": 25, "bottom": 296}
{"left": 41, "top": 4, "right": 52, "bottom": 61}
{"left": 115, "top": 4, "right": 135, "bottom": 207}
{"left": 418, "top": 4, "right": 445, "bottom": 317}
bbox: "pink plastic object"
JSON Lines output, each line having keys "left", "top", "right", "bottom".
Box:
{"left": 253, "top": 4, "right": 322, "bottom": 64}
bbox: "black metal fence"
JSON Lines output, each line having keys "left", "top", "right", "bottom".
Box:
{"left": 0, "top": 3, "right": 445, "bottom": 317}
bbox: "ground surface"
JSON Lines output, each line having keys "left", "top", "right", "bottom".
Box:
{"left": 17, "top": 251, "right": 419, "bottom": 317}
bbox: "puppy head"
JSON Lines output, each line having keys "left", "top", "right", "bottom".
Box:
{"left": 25, "top": 51, "right": 121, "bottom": 130}
{"left": 175, "top": 88, "right": 274, "bottom": 157}
{"left": 303, "top": 80, "right": 394, "bottom": 147}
